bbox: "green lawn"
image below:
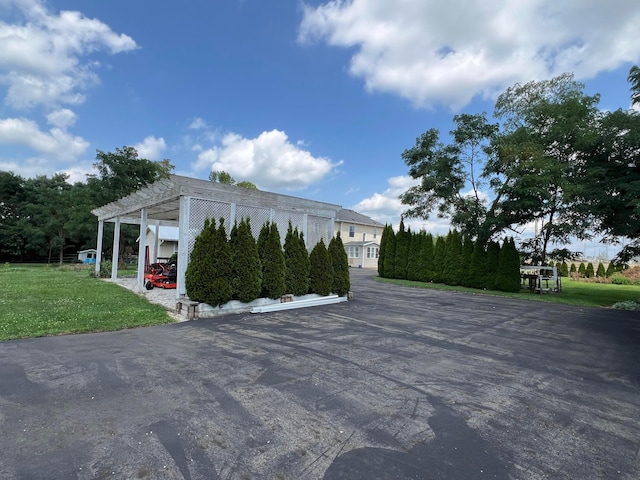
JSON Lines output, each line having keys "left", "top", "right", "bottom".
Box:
{"left": 374, "top": 275, "right": 640, "bottom": 308}
{"left": 1, "top": 264, "right": 174, "bottom": 341}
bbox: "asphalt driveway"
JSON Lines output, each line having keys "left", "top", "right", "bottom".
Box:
{"left": 1, "top": 269, "right": 639, "bottom": 479}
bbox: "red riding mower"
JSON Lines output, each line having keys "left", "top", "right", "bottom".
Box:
{"left": 144, "top": 262, "right": 177, "bottom": 290}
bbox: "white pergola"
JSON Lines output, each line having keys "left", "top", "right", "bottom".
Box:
{"left": 92, "top": 175, "right": 342, "bottom": 299}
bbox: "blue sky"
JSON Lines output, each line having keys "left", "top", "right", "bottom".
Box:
{"left": 1, "top": 0, "right": 639, "bottom": 257}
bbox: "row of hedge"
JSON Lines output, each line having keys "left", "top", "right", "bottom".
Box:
{"left": 557, "top": 261, "right": 625, "bottom": 278}
{"left": 185, "top": 218, "right": 350, "bottom": 306}
{"left": 378, "top": 223, "right": 522, "bottom": 292}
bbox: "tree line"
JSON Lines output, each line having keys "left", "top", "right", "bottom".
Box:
{"left": 185, "top": 219, "right": 350, "bottom": 306}
{"left": 400, "top": 66, "right": 640, "bottom": 263}
{"left": 0, "top": 147, "right": 173, "bottom": 264}
{"left": 378, "top": 222, "right": 522, "bottom": 293}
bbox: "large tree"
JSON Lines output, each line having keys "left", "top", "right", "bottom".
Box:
{"left": 401, "top": 74, "right": 600, "bottom": 264}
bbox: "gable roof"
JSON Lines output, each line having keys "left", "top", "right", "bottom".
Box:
{"left": 336, "top": 208, "right": 384, "bottom": 228}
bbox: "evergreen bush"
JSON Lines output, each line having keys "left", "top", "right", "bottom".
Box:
{"left": 442, "top": 230, "right": 462, "bottom": 286}
{"left": 459, "top": 235, "right": 474, "bottom": 287}
{"left": 432, "top": 236, "right": 446, "bottom": 283}
{"left": 260, "top": 222, "right": 286, "bottom": 299}
{"left": 578, "top": 262, "right": 586, "bottom": 277}
{"left": 570, "top": 263, "right": 577, "bottom": 274}
{"left": 485, "top": 240, "right": 501, "bottom": 290}
{"left": 394, "top": 221, "right": 409, "bottom": 279}
{"left": 328, "top": 232, "right": 350, "bottom": 296}
{"left": 284, "top": 222, "right": 311, "bottom": 296}
{"left": 468, "top": 239, "right": 488, "bottom": 289}
{"left": 406, "top": 231, "right": 422, "bottom": 281}
{"left": 496, "top": 237, "right": 521, "bottom": 292}
{"left": 585, "top": 262, "right": 595, "bottom": 278}
{"left": 596, "top": 262, "right": 606, "bottom": 278}
{"left": 185, "top": 218, "right": 217, "bottom": 303}
{"left": 230, "top": 218, "right": 262, "bottom": 303}
{"left": 382, "top": 226, "right": 396, "bottom": 279}
{"left": 208, "top": 218, "right": 233, "bottom": 306}
{"left": 377, "top": 224, "right": 389, "bottom": 277}
{"left": 605, "top": 262, "right": 615, "bottom": 277}
{"left": 418, "top": 233, "right": 434, "bottom": 282}
{"left": 559, "top": 262, "right": 569, "bottom": 277}
{"left": 309, "top": 239, "right": 334, "bottom": 295}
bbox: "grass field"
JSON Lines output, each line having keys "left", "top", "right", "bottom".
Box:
{"left": 374, "top": 275, "right": 640, "bottom": 308}
{"left": 1, "top": 264, "right": 174, "bottom": 341}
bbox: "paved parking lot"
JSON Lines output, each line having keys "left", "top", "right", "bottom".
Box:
{"left": 1, "top": 269, "right": 639, "bottom": 479}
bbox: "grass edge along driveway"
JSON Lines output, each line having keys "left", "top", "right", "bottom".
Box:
{"left": 1, "top": 265, "right": 173, "bottom": 341}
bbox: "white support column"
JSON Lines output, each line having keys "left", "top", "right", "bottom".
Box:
{"left": 95, "top": 220, "right": 104, "bottom": 276}
{"left": 153, "top": 220, "right": 160, "bottom": 263}
{"left": 177, "top": 196, "right": 191, "bottom": 299}
{"left": 111, "top": 216, "right": 121, "bottom": 280}
{"left": 136, "top": 208, "right": 148, "bottom": 292}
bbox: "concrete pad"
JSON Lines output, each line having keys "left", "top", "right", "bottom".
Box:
{"left": 1, "top": 268, "right": 639, "bottom": 479}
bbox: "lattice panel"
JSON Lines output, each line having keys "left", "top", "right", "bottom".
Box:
{"left": 235, "top": 205, "right": 271, "bottom": 239}
{"left": 187, "top": 198, "right": 231, "bottom": 259}
{"left": 273, "top": 210, "right": 306, "bottom": 246}
{"left": 307, "top": 215, "right": 332, "bottom": 249}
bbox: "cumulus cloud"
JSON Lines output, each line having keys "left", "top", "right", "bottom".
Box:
{"left": 0, "top": 116, "right": 88, "bottom": 158}
{"left": 352, "top": 175, "right": 453, "bottom": 234}
{"left": 46, "top": 108, "right": 76, "bottom": 128}
{"left": 0, "top": 0, "right": 138, "bottom": 109}
{"left": 299, "top": 0, "right": 640, "bottom": 109}
{"left": 134, "top": 136, "right": 167, "bottom": 160}
{"left": 194, "top": 129, "right": 341, "bottom": 190}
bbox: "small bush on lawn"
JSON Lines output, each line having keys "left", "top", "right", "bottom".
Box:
{"left": 612, "top": 298, "right": 640, "bottom": 310}
{"left": 610, "top": 273, "right": 636, "bottom": 285}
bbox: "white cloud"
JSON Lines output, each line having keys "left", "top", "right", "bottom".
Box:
{"left": 134, "top": 136, "right": 166, "bottom": 160}
{"left": 0, "top": 117, "right": 88, "bottom": 158}
{"left": 46, "top": 108, "right": 76, "bottom": 128}
{"left": 194, "top": 129, "right": 341, "bottom": 190}
{"left": 188, "top": 117, "right": 208, "bottom": 130}
{"left": 0, "top": 0, "right": 138, "bottom": 109}
{"left": 299, "top": 0, "right": 640, "bottom": 109}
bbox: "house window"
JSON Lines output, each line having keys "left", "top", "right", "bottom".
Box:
{"left": 366, "top": 247, "right": 379, "bottom": 259}
{"left": 349, "top": 225, "right": 356, "bottom": 237}
{"left": 347, "top": 246, "right": 360, "bottom": 258}
{"left": 373, "top": 229, "right": 378, "bottom": 239}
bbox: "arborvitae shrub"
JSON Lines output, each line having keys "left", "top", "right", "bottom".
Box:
{"left": 459, "top": 235, "right": 475, "bottom": 287}
{"left": 185, "top": 217, "right": 217, "bottom": 303}
{"left": 570, "top": 263, "right": 577, "bottom": 274}
{"left": 559, "top": 262, "right": 569, "bottom": 277}
{"left": 230, "top": 218, "right": 262, "bottom": 303}
{"left": 548, "top": 261, "right": 555, "bottom": 267}
{"left": 468, "top": 239, "right": 488, "bottom": 289}
{"left": 578, "top": 262, "right": 586, "bottom": 277}
{"left": 394, "top": 220, "right": 409, "bottom": 279}
{"left": 206, "top": 218, "right": 233, "bottom": 306}
{"left": 605, "top": 262, "right": 615, "bottom": 277}
{"left": 328, "top": 233, "right": 350, "bottom": 296}
{"left": 382, "top": 225, "right": 396, "bottom": 279}
{"left": 284, "top": 222, "right": 310, "bottom": 296}
{"left": 585, "top": 262, "right": 595, "bottom": 278}
{"left": 442, "top": 230, "right": 463, "bottom": 286}
{"left": 406, "top": 231, "right": 423, "bottom": 281}
{"left": 419, "top": 233, "right": 434, "bottom": 282}
{"left": 432, "top": 236, "right": 446, "bottom": 283}
{"left": 497, "top": 237, "right": 521, "bottom": 292}
{"left": 261, "top": 222, "right": 286, "bottom": 299}
{"left": 309, "top": 239, "right": 334, "bottom": 296}
{"left": 378, "top": 224, "right": 390, "bottom": 277}
{"left": 485, "top": 240, "right": 501, "bottom": 290}
{"left": 596, "top": 262, "right": 606, "bottom": 278}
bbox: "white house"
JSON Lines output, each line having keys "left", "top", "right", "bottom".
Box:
{"left": 142, "top": 225, "right": 179, "bottom": 263}
{"left": 335, "top": 209, "right": 385, "bottom": 269}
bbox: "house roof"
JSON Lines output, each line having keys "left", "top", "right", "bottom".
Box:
{"left": 336, "top": 208, "right": 384, "bottom": 228}
{"left": 343, "top": 240, "right": 380, "bottom": 248}
{"left": 92, "top": 174, "right": 342, "bottom": 225}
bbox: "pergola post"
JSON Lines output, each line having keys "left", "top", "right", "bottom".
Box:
{"left": 136, "top": 208, "right": 148, "bottom": 292}
{"left": 177, "top": 196, "right": 190, "bottom": 299}
{"left": 95, "top": 219, "right": 104, "bottom": 276}
{"left": 111, "top": 216, "right": 121, "bottom": 280}
{"left": 153, "top": 220, "right": 160, "bottom": 263}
